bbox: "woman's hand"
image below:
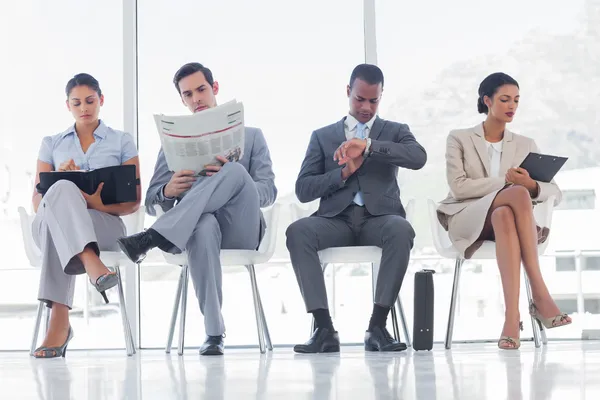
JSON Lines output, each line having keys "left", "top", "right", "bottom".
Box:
{"left": 58, "top": 159, "right": 80, "bottom": 171}
{"left": 505, "top": 167, "right": 538, "bottom": 196}
{"left": 82, "top": 182, "right": 106, "bottom": 212}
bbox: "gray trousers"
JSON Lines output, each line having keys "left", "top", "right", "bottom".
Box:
{"left": 151, "top": 162, "right": 262, "bottom": 336}
{"left": 286, "top": 204, "right": 415, "bottom": 312}
{"left": 33, "top": 180, "right": 125, "bottom": 308}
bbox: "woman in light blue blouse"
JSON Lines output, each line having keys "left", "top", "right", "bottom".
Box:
{"left": 30, "top": 73, "right": 141, "bottom": 358}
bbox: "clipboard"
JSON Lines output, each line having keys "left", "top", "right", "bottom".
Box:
{"left": 37, "top": 165, "right": 138, "bottom": 205}
{"left": 519, "top": 152, "right": 568, "bottom": 183}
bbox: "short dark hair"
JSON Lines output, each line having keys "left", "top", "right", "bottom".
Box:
{"left": 477, "top": 72, "right": 519, "bottom": 114}
{"left": 349, "top": 64, "right": 384, "bottom": 88}
{"left": 65, "top": 73, "right": 102, "bottom": 98}
{"left": 173, "top": 62, "right": 215, "bottom": 94}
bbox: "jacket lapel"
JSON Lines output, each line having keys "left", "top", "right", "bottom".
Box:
{"left": 471, "top": 123, "right": 491, "bottom": 177}
{"left": 499, "top": 128, "right": 516, "bottom": 174}
{"left": 369, "top": 116, "right": 384, "bottom": 140}
{"left": 335, "top": 118, "right": 347, "bottom": 144}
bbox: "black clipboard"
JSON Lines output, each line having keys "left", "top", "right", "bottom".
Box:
{"left": 37, "top": 165, "right": 138, "bottom": 205}
{"left": 519, "top": 152, "right": 568, "bottom": 183}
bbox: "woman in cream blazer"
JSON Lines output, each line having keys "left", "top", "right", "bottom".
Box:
{"left": 437, "top": 73, "right": 571, "bottom": 350}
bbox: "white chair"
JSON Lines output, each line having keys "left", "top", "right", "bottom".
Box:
{"left": 427, "top": 196, "right": 557, "bottom": 349}
{"left": 290, "top": 199, "right": 415, "bottom": 347}
{"left": 19, "top": 206, "right": 145, "bottom": 356}
{"left": 157, "top": 203, "right": 281, "bottom": 355}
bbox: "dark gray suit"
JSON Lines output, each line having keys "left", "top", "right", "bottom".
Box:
{"left": 286, "top": 116, "right": 426, "bottom": 311}
{"left": 146, "top": 127, "right": 277, "bottom": 336}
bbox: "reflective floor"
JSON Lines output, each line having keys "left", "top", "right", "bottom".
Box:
{"left": 1, "top": 342, "right": 600, "bottom": 399}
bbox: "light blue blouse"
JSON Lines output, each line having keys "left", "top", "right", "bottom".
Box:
{"left": 38, "top": 120, "right": 137, "bottom": 170}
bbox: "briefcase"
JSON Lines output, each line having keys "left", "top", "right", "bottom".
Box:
{"left": 413, "top": 269, "right": 435, "bottom": 351}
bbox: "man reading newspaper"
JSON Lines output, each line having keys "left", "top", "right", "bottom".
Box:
{"left": 117, "top": 62, "right": 277, "bottom": 356}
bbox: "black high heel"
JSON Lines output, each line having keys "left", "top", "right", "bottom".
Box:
{"left": 91, "top": 272, "right": 119, "bottom": 303}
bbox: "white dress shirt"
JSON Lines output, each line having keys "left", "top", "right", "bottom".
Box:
{"left": 486, "top": 139, "right": 503, "bottom": 177}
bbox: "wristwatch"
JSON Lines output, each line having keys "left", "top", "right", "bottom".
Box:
{"left": 364, "top": 138, "right": 372, "bottom": 157}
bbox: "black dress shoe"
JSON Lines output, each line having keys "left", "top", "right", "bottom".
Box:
{"left": 364, "top": 326, "right": 407, "bottom": 352}
{"left": 200, "top": 335, "right": 224, "bottom": 356}
{"left": 117, "top": 231, "right": 156, "bottom": 264}
{"left": 294, "top": 327, "right": 340, "bottom": 354}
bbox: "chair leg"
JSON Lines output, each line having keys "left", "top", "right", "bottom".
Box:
{"left": 116, "top": 266, "right": 136, "bottom": 356}
{"left": 30, "top": 302, "right": 45, "bottom": 356}
{"left": 247, "top": 264, "right": 266, "bottom": 353}
{"left": 177, "top": 265, "right": 189, "bottom": 356}
{"left": 396, "top": 297, "right": 412, "bottom": 348}
{"left": 256, "top": 285, "right": 273, "bottom": 351}
{"left": 540, "top": 320, "right": 548, "bottom": 345}
{"left": 390, "top": 305, "right": 401, "bottom": 341}
{"left": 524, "top": 271, "right": 544, "bottom": 348}
{"left": 445, "top": 258, "right": 464, "bottom": 350}
{"left": 44, "top": 306, "right": 51, "bottom": 335}
{"left": 166, "top": 265, "right": 186, "bottom": 354}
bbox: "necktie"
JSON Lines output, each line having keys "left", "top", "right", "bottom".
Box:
{"left": 353, "top": 123, "right": 366, "bottom": 206}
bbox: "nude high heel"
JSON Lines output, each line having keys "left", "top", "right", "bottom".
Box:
{"left": 498, "top": 321, "right": 523, "bottom": 350}
{"left": 529, "top": 301, "right": 572, "bottom": 329}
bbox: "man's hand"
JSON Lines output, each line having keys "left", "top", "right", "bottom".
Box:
{"left": 505, "top": 167, "right": 537, "bottom": 192}
{"left": 334, "top": 138, "right": 367, "bottom": 165}
{"left": 82, "top": 182, "right": 106, "bottom": 211}
{"left": 341, "top": 156, "right": 364, "bottom": 180}
{"left": 58, "top": 159, "right": 80, "bottom": 171}
{"left": 203, "top": 155, "right": 229, "bottom": 177}
{"left": 164, "top": 170, "right": 197, "bottom": 198}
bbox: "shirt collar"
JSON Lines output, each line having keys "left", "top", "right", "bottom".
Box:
{"left": 345, "top": 114, "right": 376, "bottom": 131}
{"left": 60, "top": 119, "right": 108, "bottom": 139}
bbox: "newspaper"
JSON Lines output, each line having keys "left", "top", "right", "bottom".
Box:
{"left": 154, "top": 100, "right": 245, "bottom": 175}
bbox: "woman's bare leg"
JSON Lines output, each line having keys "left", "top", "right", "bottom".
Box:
{"left": 491, "top": 185, "right": 571, "bottom": 321}
{"left": 490, "top": 206, "right": 522, "bottom": 345}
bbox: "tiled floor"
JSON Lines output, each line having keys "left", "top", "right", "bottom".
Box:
{"left": 1, "top": 342, "right": 600, "bottom": 399}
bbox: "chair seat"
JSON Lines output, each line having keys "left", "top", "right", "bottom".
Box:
{"left": 318, "top": 246, "right": 382, "bottom": 264}
{"left": 436, "top": 238, "right": 548, "bottom": 261}
{"left": 164, "top": 250, "right": 271, "bottom": 267}
{"left": 99, "top": 251, "right": 126, "bottom": 267}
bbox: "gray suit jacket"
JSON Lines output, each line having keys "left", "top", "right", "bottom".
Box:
{"left": 145, "top": 126, "right": 277, "bottom": 216}
{"left": 296, "top": 116, "right": 427, "bottom": 218}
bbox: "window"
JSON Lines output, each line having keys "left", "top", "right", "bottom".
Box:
{"left": 137, "top": 0, "right": 364, "bottom": 347}
{"left": 556, "top": 257, "right": 576, "bottom": 272}
{"left": 583, "top": 256, "right": 600, "bottom": 271}
{"left": 585, "top": 298, "right": 600, "bottom": 314}
{"left": 555, "top": 299, "right": 578, "bottom": 315}
{"left": 555, "top": 189, "right": 596, "bottom": 210}
{"left": 0, "top": 1, "right": 125, "bottom": 350}
{"left": 377, "top": 0, "right": 599, "bottom": 341}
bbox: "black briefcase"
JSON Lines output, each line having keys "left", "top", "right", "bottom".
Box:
{"left": 413, "top": 269, "right": 435, "bottom": 351}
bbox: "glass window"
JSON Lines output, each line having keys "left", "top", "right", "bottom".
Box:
{"left": 556, "top": 257, "right": 577, "bottom": 272}
{"left": 0, "top": 1, "right": 125, "bottom": 350}
{"left": 555, "top": 299, "right": 579, "bottom": 315}
{"left": 584, "top": 298, "right": 600, "bottom": 314}
{"left": 137, "top": 0, "right": 364, "bottom": 347}
{"left": 583, "top": 256, "right": 600, "bottom": 271}
{"left": 377, "top": 0, "right": 598, "bottom": 341}
{"left": 555, "top": 189, "right": 596, "bottom": 210}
